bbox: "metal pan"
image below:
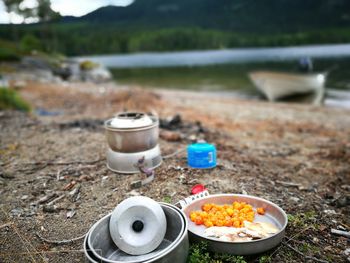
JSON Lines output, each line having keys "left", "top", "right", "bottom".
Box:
{"left": 182, "top": 194, "right": 288, "bottom": 255}
{"left": 85, "top": 203, "right": 188, "bottom": 263}
{"left": 104, "top": 116, "right": 159, "bottom": 153}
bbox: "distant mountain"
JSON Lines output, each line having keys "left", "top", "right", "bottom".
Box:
{"left": 63, "top": 0, "right": 350, "bottom": 33}
{"left": 1, "top": 0, "right": 350, "bottom": 56}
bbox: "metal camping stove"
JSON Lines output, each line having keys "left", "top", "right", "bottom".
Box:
{"left": 105, "top": 112, "right": 162, "bottom": 174}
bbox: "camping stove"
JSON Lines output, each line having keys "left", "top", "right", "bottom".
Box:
{"left": 105, "top": 112, "right": 162, "bottom": 174}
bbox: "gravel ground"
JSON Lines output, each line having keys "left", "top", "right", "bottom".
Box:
{"left": 0, "top": 81, "right": 349, "bottom": 263}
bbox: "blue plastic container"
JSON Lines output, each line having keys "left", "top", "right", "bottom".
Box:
{"left": 187, "top": 143, "right": 216, "bottom": 169}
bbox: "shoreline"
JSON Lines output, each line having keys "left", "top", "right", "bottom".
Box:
{"left": 76, "top": 43, "right": 350, "bottom": 68}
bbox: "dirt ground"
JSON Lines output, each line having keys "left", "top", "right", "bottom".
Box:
{"left": 0, "top": 81, "right": 349, "bottom": 263}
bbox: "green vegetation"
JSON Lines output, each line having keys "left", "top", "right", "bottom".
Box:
{"left": 79, "top": 60, "right": 99, "bottom": 71}
{"left": 162, "top": 196, "right": 172, "bottom": 204}
{"left": 1, "top": 25, "right": 350, "bottom": 56}
{"left": 0, "top": 0, "right": 350, "bottom": 56}
{"left": 258, "top": 255, "right": 272, "bottom": 263}
{"left": 0, "top": 88, "right": 31, "bottom": 111}
{"left": 298, "top": 242, "right": 320, "bottom": 254}
{"left": 20, "top": 33, "right": 42, "bottom": 53}
{"left": 287, "top": 211, "right": 318, "bottom": 229}
{"left": 188, "top": 242, "right": 247, "bottom": 263}
{"left": 0, "top": 39, "right": 21, "bottom": 61}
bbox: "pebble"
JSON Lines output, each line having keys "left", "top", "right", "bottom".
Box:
{"left": 334, "top": 196, "right": 350, "bottom": 208}
{"left": 127, "top": 190, "right": 140, "bottom": 197}
{"left": 290, "top": 197, "right": 300, "bottom": 202}
{"left": 324, "top": 209, "right": 337, "bottom": 215}
{"left": 338, "top": 225, "right": 347, "bottom": 231}
{"left": 66, "top": 210, "right": 76, "bottom": 219}
{"left": 43, "top": 205, "right": 59, "bottom": 213}
{"left": 21, "top": 195, "right": 29, "bottom": 200}
{"left": 10, "top": 208, "right": 23, "bottom": 217}
{"left": 130, "top": 180, "right": 142, "bottom": 189}
{"left": 101, "top": 176, "right": 109, "bottom": 187}
{"left": 179, "top": 174, "right": 186, "bottom": 184}
{"left": 344, "top": 248, "right": 350, "bottom": 256}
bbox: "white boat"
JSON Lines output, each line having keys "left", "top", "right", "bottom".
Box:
{"left": 249, "top": 71, "right": 326, "bottom": 104}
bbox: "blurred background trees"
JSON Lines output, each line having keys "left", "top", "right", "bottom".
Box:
{"left": 0, "top": 0, "right": 349, "bottom": 57}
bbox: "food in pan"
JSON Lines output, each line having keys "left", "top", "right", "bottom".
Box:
{"left": 204, "top": 221, "right": 279, "bottom": 242}
{"left": 257, "top": 207, "right": 266, "bottom": 215}
{"left": 189, "top": 201, "right": 279, "bottom": 242}
{"left": 189, "top": 201, "right": 255, "bottom": 228}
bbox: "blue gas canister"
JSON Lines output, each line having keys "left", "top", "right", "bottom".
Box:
{"left": 187, "top": 142, "right": 216, "bottom": 169}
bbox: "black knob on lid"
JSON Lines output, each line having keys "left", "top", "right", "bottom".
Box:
{"left": 132, "top": 220, "right": 144, "bottom": 233}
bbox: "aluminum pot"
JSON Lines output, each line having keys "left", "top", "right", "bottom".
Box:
{"left": 182, "top": 194, "right": 288, "bottom": 255}
{"left": 85, "top": 203, "right": 188, "bottom": 263}
{"left": 105, "top": 113, "right": 159, "bottom": 153}
{"left": 109, "top": 196, "right": 167, "bottom": 255}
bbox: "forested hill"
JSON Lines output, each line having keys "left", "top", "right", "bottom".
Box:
{"left": 65, "top": 0, "right": 350, "bottom": 33}
{"left": 0, "top": 0, "right": 350, "bottom": 56}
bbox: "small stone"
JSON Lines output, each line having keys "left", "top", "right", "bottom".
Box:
{"left": 324, "top": 246, "right": 333, "bottom": 252}
{"left": 66, "top": 210, "right": 76, "bottom": 219}
{"left": 335, "top": 196, "right": 350, "bottom": 208}
{"left": 21, "top": 195, "right": 29, "bottom": 200}
{"left": 101, "top": 176, "right": 109, "bottom": 186}
{"left": 337, "top": 225, "right": 347, "bottom": 231}
{"left": 43, "top": 205, "right": 59, "bottom": 213}
{"left": 344, "top": 248, "right": 350, "bottom": 256}
{"left": 179, "top": 174, "right": 186, "bottom": 184}
{"left": 127, "top": 190, "right": 140, "bottom": 197}
{"left": 324, "top": 209, "right": 337, "bottom": 215}
{"left": 319, "top": 225, "right": 327, "bottom": 231}
{"left": 10, "top": 208, "right": 23, "bottom": 217}
{"left": 160, "top": 130, "right": 182, "bottom": 142}
{"left": 313, "top": 237, "right": 319, "bottom": 243}
{"left": 290, "top": 197, "right": 300, "bottom": 202}
{"left": 130, "top": 181, "right": 142, "bottom": 189}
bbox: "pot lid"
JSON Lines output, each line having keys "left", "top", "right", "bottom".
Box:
{"left": 110, "top": 112, "right": 153, "bottom": 129}
{"left": 109, "top": 196, "right": 167, "bottom": 256}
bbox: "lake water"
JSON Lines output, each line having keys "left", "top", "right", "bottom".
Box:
{"left": 78, "top": 44, "right": 350, "bottom": 108}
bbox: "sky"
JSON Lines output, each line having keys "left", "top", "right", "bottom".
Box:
{"left": 0, "top": 0, "right": 134, "bottom": 23}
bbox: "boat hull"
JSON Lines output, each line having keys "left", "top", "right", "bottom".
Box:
{"left": 249, "top": 71, "right": 326, "bottom": 103}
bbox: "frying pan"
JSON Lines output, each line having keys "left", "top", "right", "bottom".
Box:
{"left": 181, "top": 193, "right": 288, "bottom": 255}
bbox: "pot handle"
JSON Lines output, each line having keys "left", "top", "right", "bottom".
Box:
{"left": 177, "top": 190, "right": 210, "bottom": 209}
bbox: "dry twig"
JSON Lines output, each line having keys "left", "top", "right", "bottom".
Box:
{"left": 36, "top": 193, "right": 58, "bottom": 205}
{"left": 282, "top": 242, "right": 329, "bottom": 263}
{"left": 162, "top": 148, "right": 186, "bottom": 159}
{"left": 47, "top": 194, "right": 66, "bottom": 206}
{"left": 275, "top": 180, "right": 302, "bottom": 187}
{"left": 36, "top": 232, "right": 87, "bottom": 245}
{"left": 331, "top": 229, "right": 350, "bottom": 238}
{"left": 24, "top": 157, "right": 104, "bottom": 166}
{"left": 0, "top": 222, "right": 13, "bottom": 229}
{"left": 269, "top": 226, "right": 313, "bottom": 258}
